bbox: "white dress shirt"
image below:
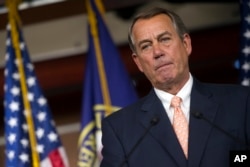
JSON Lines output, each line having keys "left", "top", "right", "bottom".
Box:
{"left": 154, "top": 74, "right": 193, "bottom": 124}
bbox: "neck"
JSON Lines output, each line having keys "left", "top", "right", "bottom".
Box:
{"left": 156, "top": 73, "right": 190, "bottom": 95}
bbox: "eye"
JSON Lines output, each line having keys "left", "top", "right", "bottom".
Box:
{"left": 141, "top": 44, "right": 149, "bottom": 50}
{"left": 140, "top": 42, "right": 151, "bottom": 51}
{"left": 160, "top": 37, "right": 170, "bottom": 43}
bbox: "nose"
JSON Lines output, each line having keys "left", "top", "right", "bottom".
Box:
{"left": 153, "top": 44, "right": 164, "bottom": 59}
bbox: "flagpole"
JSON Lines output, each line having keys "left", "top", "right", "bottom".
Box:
{"left": 86, "top": 0, "right": 112, "bottom": 116}
{"left": 6, "top": 0, "right": 40, "bottom": 166}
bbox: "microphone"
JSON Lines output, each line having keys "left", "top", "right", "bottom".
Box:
{"left": 120, "top": 117, "right": 160, "bottom": 167}
{"left": 191, "top": 111, "right": 249, "bottom": 149}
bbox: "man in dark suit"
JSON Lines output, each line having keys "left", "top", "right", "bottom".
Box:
{"left": 100, "top": 7, "right": 250, "bottom": 167}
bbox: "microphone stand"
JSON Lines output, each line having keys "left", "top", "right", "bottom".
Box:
{"left": 120, "top": 117, "right": 159, "bottom": 167}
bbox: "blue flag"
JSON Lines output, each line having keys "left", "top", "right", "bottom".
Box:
{"left": 4, "top": 22, "right": 68, "bottom": 167}
{"left": 77, "top": 0, "right": 138, "bottom": 166}
{"left": 239, "top": 0, "right": 250, "bottom": 86}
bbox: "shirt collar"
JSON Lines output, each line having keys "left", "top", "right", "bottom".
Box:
{"left": 154, "top": 74, "right": 193, "bottom": 106}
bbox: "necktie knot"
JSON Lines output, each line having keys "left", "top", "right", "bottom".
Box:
{"left": 171, "top": 96, "right": 182, "bottom": 108}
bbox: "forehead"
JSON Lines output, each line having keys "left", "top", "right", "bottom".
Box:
{"left": 133, "top": 13, "right": 173, "bottom": 27}
{"left": 132, "top": 14, "right": 175, "bottom": 40}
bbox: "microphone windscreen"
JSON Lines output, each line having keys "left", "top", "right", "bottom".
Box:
{"left": 150, "top": 117, "right": 160, "bottom": 125}
{"left": 191, "top": 111, "right": 203, "bottom": 119}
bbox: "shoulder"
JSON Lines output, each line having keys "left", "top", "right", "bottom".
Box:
{"left": 104, "top": 95, "right": 147, "bottom": 121}
{"left": 103, "top": 90, "right": 156, "bottom": 124}
{"left": 202, "top": 83, "right": 249, "bottom": 95}
{"left": 193, "top": 78, "right": 250, "bottom": 96}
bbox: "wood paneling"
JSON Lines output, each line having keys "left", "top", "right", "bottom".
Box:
{"left": 190, "top": 25, "right": 240, "bottom": 83}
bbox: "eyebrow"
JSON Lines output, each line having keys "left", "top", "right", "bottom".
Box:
{"left": 138, "top": 39, "right": 151, "bottom": 48}
{"left": 158, "top": 31, "right": 172, "bottom": 39}
{"left": 137, "top": 31, "right": 172, "bottom": 47}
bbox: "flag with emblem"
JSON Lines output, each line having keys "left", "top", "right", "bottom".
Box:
{"left": 239, "top": 0, "right": 250, "bottom": 86}
{"left": 4, "top": 0, "right": 69, "bottom": 167}
{"left": 77, "top": 0, "right": 138, "bottom": 166}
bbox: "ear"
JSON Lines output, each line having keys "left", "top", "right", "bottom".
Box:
{"left": 132, "top": 53, "right": 144, "bottom": 72}
{"left": 182, "top": 33, "right": 192, "bottom": 56}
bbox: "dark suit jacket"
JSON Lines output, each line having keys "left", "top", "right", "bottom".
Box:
{"left": 100, "top": 79, "right": 250, "bottom": 167}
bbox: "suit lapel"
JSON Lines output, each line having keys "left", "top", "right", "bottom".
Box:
{"left": 138, "top": 90, "right": 188, "bottom": 167}
{"left": 188, "top": 80, "right": 219, "bottom": 167}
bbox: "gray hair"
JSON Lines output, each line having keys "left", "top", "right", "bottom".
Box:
{"left": 128, "top": 7, "right": 189, "bottom": 53}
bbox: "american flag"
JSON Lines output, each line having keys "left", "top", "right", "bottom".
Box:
{"left": 4, "top": 23, "right": 69, "bottom": 167}
{"left": 239, "top": 0, "right": 250, "bottom": 86}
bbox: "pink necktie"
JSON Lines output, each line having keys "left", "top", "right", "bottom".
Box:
{"left": 171, "top": 96, "right": 188, "bottom": 158}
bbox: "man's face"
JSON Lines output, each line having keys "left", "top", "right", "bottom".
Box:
{"left": 131, "top": 14, "right": 192, "bottom": 91}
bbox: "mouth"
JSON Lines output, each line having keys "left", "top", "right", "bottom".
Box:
{"left": 155, "top": 62, "right": 172, "bottom": 71}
